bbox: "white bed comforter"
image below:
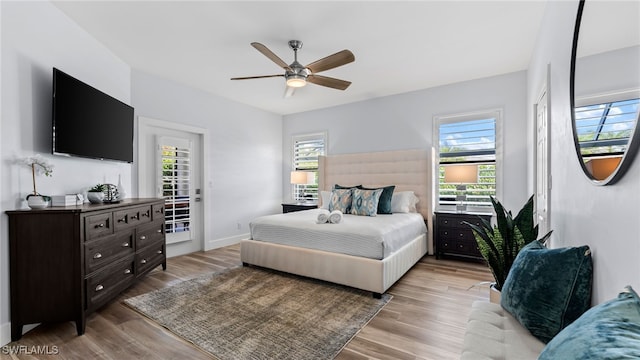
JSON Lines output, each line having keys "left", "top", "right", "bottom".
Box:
{"left": 249, "top": 208, "right": 427, "bottom": 260}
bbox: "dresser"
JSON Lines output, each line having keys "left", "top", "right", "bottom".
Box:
{"left": 434, "top": 211, "right": 492, "bottom": 262}
{"left": 7, "top": 198, "right": 166, "bottom": 341}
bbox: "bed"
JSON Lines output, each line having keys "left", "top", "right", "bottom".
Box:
{"left": 240, "top": 149, "right": 433, "bottom": 296}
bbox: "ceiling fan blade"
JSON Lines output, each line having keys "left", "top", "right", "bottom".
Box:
{"left": 284, "top": 86, "right": 296, "bottom": 98}
{"left": 230, "top": 74, "right": 284, "bottom": 80}
{"left": 251, "top": 42, "right": 291, "bottom": 70}
{"left": 306, "top": 50, "right": 355, "bottom": 74}
{"left": 307, "top": 75, "right": 351, "bottom": 90}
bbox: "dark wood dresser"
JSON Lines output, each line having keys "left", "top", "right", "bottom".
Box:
{"left": 434, "top": 211, "right": 492, "bottom": 262}
{"left": 7, "top": 198, "right": 166, "bottom": 341}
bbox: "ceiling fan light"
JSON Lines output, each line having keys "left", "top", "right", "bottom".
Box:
{"left": 286, "top": 75, "right": 307, "bottom": 88}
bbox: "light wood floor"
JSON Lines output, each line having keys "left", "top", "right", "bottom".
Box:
{"left": 5, "top": 245, "right": 492, "bottom": 360}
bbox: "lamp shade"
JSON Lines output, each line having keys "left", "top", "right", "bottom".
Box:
{"left": 290, "top": 171, "right": 312, "bottom": 184}
{"left": 444, "top": 164, "right": 478, "bottom": 184}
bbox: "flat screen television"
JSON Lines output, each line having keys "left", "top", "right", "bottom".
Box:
{"left": 52, "top": 68, "right": 134, "bottom": 163}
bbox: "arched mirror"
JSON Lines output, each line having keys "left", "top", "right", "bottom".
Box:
{"left": 571, "top": 0, "right": 640, "bottom": 185}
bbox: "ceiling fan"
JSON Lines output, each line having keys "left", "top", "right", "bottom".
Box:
{"left": 231, "top": 40, "right": 355, "bottom": 95}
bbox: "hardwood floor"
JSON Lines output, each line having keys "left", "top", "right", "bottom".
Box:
{"left": 4, "top": 245, "right": 492, "bottom": 360}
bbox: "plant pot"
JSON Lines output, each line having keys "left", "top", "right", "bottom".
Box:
{"left": 489, "top": 283, "right": 501, "bottom": 304}
{"left": 27, "top": 195, "right": 50, "bottom": 209}
{"left": 87, "top": 191, "right": 105, "bottom": 204}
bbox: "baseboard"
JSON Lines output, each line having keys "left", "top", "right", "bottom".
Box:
{"left": 0, "top": 322, "right": 37, "bottom": 346}
{"left": 205, "top": 233, "right": 248, "bottom": 251}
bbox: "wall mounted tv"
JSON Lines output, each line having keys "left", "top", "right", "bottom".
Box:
{"left": 52, "top": 68, "right": 134, "bottom": 163}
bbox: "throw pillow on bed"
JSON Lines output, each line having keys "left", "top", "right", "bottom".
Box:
{"left": 539, "top": 286, "right": 640, "bottom": 359}
{"left": 501, "top": 240, "right": 593, "bottom": 343}
{"left": 328, "top": 189, "right": 353, "bottom": 213}
{"left": 358, "top": 185, "right": 395, "bottom": 214}
{"left": 351, "top": 188, "right": 383, "bottom": 216}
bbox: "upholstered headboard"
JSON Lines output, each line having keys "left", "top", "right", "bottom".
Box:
{"left": 318, "top": 149, "right": 434, "bottom": 253}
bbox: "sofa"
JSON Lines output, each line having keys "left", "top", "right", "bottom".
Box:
{"left": 461, "top": 301, "right": 544, "bottom": 360}
{"left": 460, "top": 241, "right": 640, "bottom": 359}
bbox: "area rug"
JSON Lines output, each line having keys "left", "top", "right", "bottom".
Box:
{"left": 124, "top": 266, "right": 391, "bottom": 360}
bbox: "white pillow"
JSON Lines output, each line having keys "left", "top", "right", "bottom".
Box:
{"left": 391, "top": 191, "right": 419, "bottom": 213}
{"left": 319, "top": 190, "right": 332, "bottom": 209}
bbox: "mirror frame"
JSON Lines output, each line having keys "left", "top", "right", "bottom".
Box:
{"left": 570, "top": 0, "right": 640, "bottom": 185}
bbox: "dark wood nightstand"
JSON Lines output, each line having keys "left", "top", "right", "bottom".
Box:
{"left": 282, "top": 202, "right": 318, "bottom": 213}
{"left": 434, "top": 211, "right": 492, "bottom": 262}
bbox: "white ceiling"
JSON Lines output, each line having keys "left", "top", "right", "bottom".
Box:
{"left": 52, "top": 1, "right": 548, "bottom": 115}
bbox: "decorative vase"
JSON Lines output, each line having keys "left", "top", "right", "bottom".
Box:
{"left": 87, "top": 191, "right": 105, "bottom": 204}
{"left": 489, "top": 283, "right": 501, "bottom": 304}
{"left": 27, "top": 195, "right": 50, "bottom": 209}
{"left": 117, "top": 174, "right": 126, "bottom": 200}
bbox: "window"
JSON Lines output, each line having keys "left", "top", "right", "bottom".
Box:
{"left": 435, "top": 110, "right": 501, "bottom": 210}
{"left": 159, "top": 139, "right": 191, "bottom": 239}
{"left": 574, "top": 97, "right": 639, "bottom": 158}
{"left": 292, "top": 133, "right": 326, "bottom": 201}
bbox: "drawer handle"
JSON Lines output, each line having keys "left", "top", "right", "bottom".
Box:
{"left": 459, "top": 244, "right": 464, "bottom": 248}
{"left": 131, "top": 215, "right": 139, "bottom": 220}
{"left": 157, "top": 250, "right": 163, "bottom": 254}
{"left": 95, "top": 223, "right": 105, "bottom": 228}
{"left": 157, "top": 229, "right": 163, "bottom": 234}
{"left": 459, "top": 233, "right": 464, "bottom": 237}
{"left": 142, "top": 211, "right": 150, "bottom": 217}
{"left": 122, "top": 242, "right": 130, "bottom": 247}
{"left": 140, "top": 235, "right": 147, "bottom": 240}
{"left": 118, "top": 217, "right": 126, "bottom": 223}
{"left": 443, "top": 220, "right": 449, "bottom": 224}
{"left": 93, "top": 253, "right": 102, "bottom": 259}
{"left": 95, "top": 285, "right": 104, "bottom": 292}
{"left": 155, "top": 207, "right": 164, "bottom": 213}
{"left": 124, "top": 269, "right": 131, "bottom": 274}
{"left": 141, "top": 259, "right": 147, "bottom": 264}
{"left": 443, "top": 231, "right": 449, "bottom": 235}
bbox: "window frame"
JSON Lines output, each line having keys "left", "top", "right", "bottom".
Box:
{"left": 291, "top": 131, "right": 327, "bottom": 202}
{"left": 433, "top": 108, "right": 503, "bottom": 213}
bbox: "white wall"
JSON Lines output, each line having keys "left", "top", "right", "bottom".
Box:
{"left": 283, "top": 71, "right": 530, "bottom": 213}
{"left": 1, "top": 2, "right": 132, "bottom": 345}
{"left": 131, "top": 70, "right": 283, "bottom": 251}
{"left": 527, "top": 1, "right": 640, "bottom": 304}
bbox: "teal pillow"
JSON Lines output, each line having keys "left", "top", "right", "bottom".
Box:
{"left": 501, "top": 240, "right": 593, "bottom": 343}
{"left": 350, "top": 188, "right": 383, "bottom": 216}
{"left": 358, "top": 185, "right": 395, "bottom": 214}
{"left": 539, "top": 286, "right": 640, "bottom": 359}
{"left": 328, "top": 189, "right": 352, "bottom": 213}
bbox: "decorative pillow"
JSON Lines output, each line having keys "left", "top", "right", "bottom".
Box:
{"left": 334, "top": 184, "right": 360, "bottom": 189}
{"left": 328, "top": 189, "right": 353, "bottom": 213}
{"left": 350, "top": 188, "right": 383, "bottom": 216}
{"left": 319, "top": 191, "right": 332, "bottom": 210}
{"left": 539, "top": 286, "right": 640, "bottom": 359}
{"left": 501, "top": 240, "right": 593, "bottom": 343}
{"left": 358, "top": 185, "right": 395, "bottom": 214}
{"left": 390, "top": 191, "right": 419, "bottom": 213}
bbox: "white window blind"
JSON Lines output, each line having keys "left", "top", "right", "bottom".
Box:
{"left": 160, "top": 143, "right": 191, "bottom": 235}
{"left": 437, "top": 115, "right": 498, "bottom": 209}
{"left": 292, "top": 133, "right": 325, "bottom": 201}
{"left": 574, "top": 98, "right": 639, "bottom": 158}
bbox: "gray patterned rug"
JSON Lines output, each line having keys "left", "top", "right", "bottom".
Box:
{"left": 124, "top": 266, "right": 391, "bottom": 360}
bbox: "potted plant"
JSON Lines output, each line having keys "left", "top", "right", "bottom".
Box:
{"left": 466, "top": 195, "right": 553, "bottom": 297}
{"left": 22, "top": 154, "right": 54, "bottom": 209}
{"left": 87, "top": 184, "right": 106, "bottom": 204}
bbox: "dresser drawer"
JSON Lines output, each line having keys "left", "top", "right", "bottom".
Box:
{"left": 136, "top": 241, "right": 165, "bottom": 277}
{"left": 114, "top": 206, "right": 152, "bottom": 231}
{"left": 85, "top": 230, "right": 135, "bottom": 274}
{"left": 152, "top": 203, "right": 165, "bottom": 221}
{"left": 136, "top": 220, "right": 165, "bottom": 250}
{"left": 85, "top": 257, "right": 135, "bottom": 311}
{"left": 437, "top": 214, "right": 485, "bottom": 229}
{"left": 84, "top": 212, "right": 113, "bottom": 240}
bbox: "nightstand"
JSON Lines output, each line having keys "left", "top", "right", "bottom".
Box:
{"left": 434, "top": 211, "right": 492, "bottom": 262}
{"left": 281, "top": 202, "right": 318, "bottom": 213}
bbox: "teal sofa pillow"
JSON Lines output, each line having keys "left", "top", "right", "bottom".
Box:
{"left": 358, "top": 185, "right": 395, "bottom": 214}
{"left": 501, "top": 240, "right": 593, "bottom": 343}
{"left": 350, "top": 188, "right": 383, "bottom": 216}
{"left": 539, "top": 286, "right": 640, "bottom": 359}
